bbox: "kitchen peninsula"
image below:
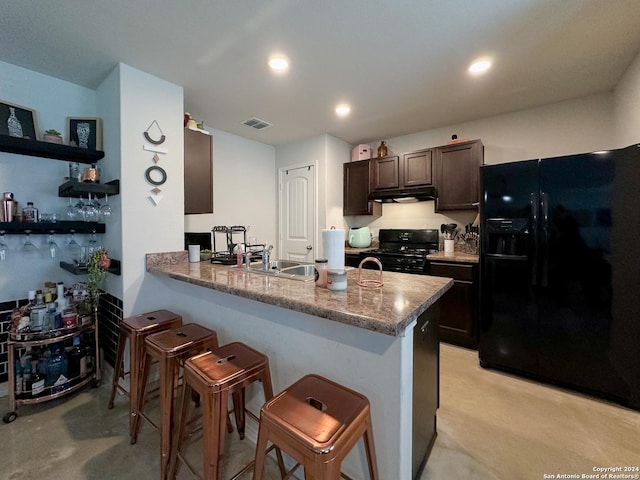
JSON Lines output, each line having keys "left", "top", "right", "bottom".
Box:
{"left": 145, "top": 252, "right": 453, "bottom": 479}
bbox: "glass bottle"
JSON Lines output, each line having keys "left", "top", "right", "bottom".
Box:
{"left": 22, "top": 201, "right": 39, "bottom": 223}
{"left": 377, "top": 141, "right": 388, "bottom": 158}
{"left": 7, "top": 106, "right": 23, "bottom": 138}
{"left": 314, "top": 259, "right": 328, "bottom": 288}
{"left": 27, "top": 359, "right": 45, "bottom": 397}
{"left": 67, "top": 336, "right": 87, "bottom": 380}
{"left": 47, "top": 344, "right": 69, "bottom": 393}
{"left": 15, "top": 360, "right": 23, "bottom": 397}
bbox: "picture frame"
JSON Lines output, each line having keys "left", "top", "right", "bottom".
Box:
{"left": 67, "top": 117, "right": 102, "bottom": 150}
{"left": 0, "top": 100, "right": 38, "bottom": 140}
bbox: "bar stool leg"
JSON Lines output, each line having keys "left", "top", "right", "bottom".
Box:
{"left": 231, "top": 391, "right": 245, "bottom": 439}
{"left": 158, "top": 355, "right": 175, "bottom": 480}
{"left": 108, "top": 329, "right": 127, "bottom": 409}
{"left": 202, "top": 390, "right": 229, "bottom": 480}
{"left": 129, "top": 334, "right": 145, "bottom": 443}
{"left": 131, "top": 344, "right": 153, "bottom": 444}
{"left": 252, "top": 421, "right": 270, "bottom": 480}
{"left": 169, "top": 379, "right": 192, "bottom": 480}
{"left": 364, "top": 417, "right": 379, "bottom": 480}
{"left": 259, "top": 368, "right": 287, "bottom": 477}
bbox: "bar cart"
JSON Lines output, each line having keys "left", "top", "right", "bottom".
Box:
{"left": 3, "top": 314, "right": 101, "bottom": 423}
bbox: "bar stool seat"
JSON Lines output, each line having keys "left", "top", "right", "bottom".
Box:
{"left": 169, "top": 342, "right": 286, "bottom": 480}
{"left": 133, "top": 323, "right": 219, "bottom": 479}
{"left": 253, "top": 374, "right": 379, "bottom": 480}
{"left": 107, "top": 310, "right": 183, "bottom": 436}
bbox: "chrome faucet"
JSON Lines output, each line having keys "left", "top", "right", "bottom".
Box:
{"left": 262, "top": 244, "right": 273, "bottom": 271}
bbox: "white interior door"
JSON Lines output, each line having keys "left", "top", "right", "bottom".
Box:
{"left": 279, "top": 165, "right": 315, "bottom": 262}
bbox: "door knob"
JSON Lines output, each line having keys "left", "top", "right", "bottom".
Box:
{"left": 306, "top": 245, "right": 312, "bottom": 251}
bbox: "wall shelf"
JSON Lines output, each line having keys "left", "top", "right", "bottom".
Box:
{"left": 0, "top": 135, "right": 105, "bottom": 164}
{"left": 59, "top": 259, "right": 121, "bottom": 276}
{"left": 0, "top": 221, "right": 105, "bottom": 235}
{"left": 58, "top": 179, "right": 119, "bottom": 199}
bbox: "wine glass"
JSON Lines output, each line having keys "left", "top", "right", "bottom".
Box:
{"left": 83, "top": 194, "right": 98, "bottom": 222}
{"left": 22, "top": 230, "right": 39, "bottom": 254}
{"left": 0, "top": 231, "right": 8, "bottom": 261}
{"left": 74, "top": 197, "right": 86, "bottom": 221}
{"left": 47, "top": 231, "right": 59, "bottom": 259}
{"left": 67, "top": 230, "right": 82, "bottom": 265}
{"left": 65, "top": 197, "right": 76, "bottom": 220}
{"left": 86, "top": 231, "right": 100, "bottom": 257}
{"left": 99, "top": 194, "right": 112, "bottom": 221}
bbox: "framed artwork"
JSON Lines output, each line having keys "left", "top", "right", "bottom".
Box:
{"left": 67, "top": 117, "right": 102, "bottom": 150}
{"left": 0, "top": 100, "right": 38, "bottom": 140}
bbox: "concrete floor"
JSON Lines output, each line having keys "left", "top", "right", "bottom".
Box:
{"left": 1, "top": 344, "right": 638, "bottom": 479}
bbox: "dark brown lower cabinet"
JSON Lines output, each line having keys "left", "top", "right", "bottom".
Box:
{"left": 345, "top": 253, "right": 361, "bottom": 268}
{"left": 427, "top": 261, "right": 478, "bottom": 349}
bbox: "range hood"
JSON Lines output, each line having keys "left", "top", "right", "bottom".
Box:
{"left": 368, "top": 186, "right": 437, "bottom": 203}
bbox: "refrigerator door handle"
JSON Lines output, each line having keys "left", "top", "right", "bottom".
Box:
{"left": 540, "top": 191, "right": 549, "bottom": 287}
{"left": 530, "top": 193, "right": 538, "bottom": 286}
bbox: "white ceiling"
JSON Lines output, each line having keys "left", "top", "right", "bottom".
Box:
{"left": 2, "top": 0, "right": 640, "bottom": 146}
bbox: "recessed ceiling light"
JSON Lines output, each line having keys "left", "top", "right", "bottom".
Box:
{"left": 468, "top": 58, "right": 492, "bottom": 75}
{"left": 268, "top": 55, "right": 289, "bottom": 73}
{"left": 335, "top": 104, "right": 351, "bottom": 117}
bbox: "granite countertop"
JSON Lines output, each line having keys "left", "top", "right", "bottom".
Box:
{"left": 146, "top": 252, "right": 453, "bottom": 337}
{"left": 427, "top": 251, "right": 479, "bottom": 264}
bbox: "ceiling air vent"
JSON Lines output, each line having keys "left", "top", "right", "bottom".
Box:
{"left": 241, "top": 117, "right": 272, "bottom": 130}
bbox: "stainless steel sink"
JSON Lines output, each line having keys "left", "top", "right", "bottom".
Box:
{"left": 231, "top": 260, "right": 315, "bottom": 282}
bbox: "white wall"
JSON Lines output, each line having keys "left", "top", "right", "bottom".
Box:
{"left": 184, "top": 128, "right": 277, "bottom": 249}
{"left": 614, "top": 51, "right": 640, "bottom": 147}
{"left": 0, "top": 61, "right": 99, "bottom": 301}
{"left": 275, "top": 134, "right": 351, "bottom": 256}
{"left": 114, "top": 64, "right": 184, "bottom": 316}
{"left": 346, "top": 92, "right": 616, "bottom": 238}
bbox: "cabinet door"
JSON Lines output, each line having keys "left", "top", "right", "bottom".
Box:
{"left": 402, "top": 149, "right": 433, "bottom": 187}
{"left": 184, "top": 128, "right": 213, "bottom": 214}
{"left": 343, "top": 160, "right": 381, "bottom": 216}
{"left": 371, "top": 155, "right": 400, "bottom": 190}
{"left": 434, "top": 140, "right": 483, "bottom": 212}
{"left": 428, "top": 261, "right": 478, "bottom": 348}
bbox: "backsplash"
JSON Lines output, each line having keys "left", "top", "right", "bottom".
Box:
{"left": 345, "top": 201, "right": 477, "bottom": 241}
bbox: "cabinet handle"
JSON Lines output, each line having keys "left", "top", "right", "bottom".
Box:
{"left": 420, "top": 320, "right": 430, "bottom": 333}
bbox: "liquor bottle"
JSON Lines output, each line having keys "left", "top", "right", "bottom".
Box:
{"left": 67, "top": 336, "right": 87, "bottom": 380}
{"left": 22, "top": 201, "right": 39, "bottom": 223}
{"left": 27, "top": 359, "right": 45, "bottom": 397}
{"left": 15, "top": 360, "right": 23, "bottom": 397}
{"left": 47, "top": 344, "right": 69, "bottom": 393}
{"left": 20, "top": 349, "right": 32, "bottom": 395}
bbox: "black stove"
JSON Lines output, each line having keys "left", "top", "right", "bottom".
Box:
{"left": 360, "top": 229, "right": 439, "bottom": 274}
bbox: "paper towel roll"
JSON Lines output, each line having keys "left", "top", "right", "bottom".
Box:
{"left": 322, "top": 228, "right": 345, "bottom": 271}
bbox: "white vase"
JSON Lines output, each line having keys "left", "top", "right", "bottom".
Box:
{"left": 7, "top": 107, "right": 23, "bottom": 138}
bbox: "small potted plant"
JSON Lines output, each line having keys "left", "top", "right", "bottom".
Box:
{"left": 43, "top": 129, "right": 64, "bottom": 144}
{"left": 200, "top": 249, "right": 212, "bottom": 261}
{"left": 86, "top": 249, "right": 111, "bottom": 313}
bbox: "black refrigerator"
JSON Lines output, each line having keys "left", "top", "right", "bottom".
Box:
{"left": 479, "top": 144, "right": 640, "bottom": 410}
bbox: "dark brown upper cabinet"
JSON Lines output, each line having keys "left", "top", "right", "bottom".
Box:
{"left": 184, "top": 128, "right": 213, "bottom": 214}
{"left": 402, "top": 149, "right": 433, "bottom": 187}
{"left": 371, "top": 155, "right": 400, "bottom": 190}
{"left": 371, "top": 149, "right": 433, "bottom": 192}
{"left": 343, "top": 159, "right": 382, "bottom": 216}
{"left": 434, "top": 139, "right": 483, "bottom": 212}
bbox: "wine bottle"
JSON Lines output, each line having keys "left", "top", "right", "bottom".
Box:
{"left": 27, "top": 359, "right": 45, "bottom": 397}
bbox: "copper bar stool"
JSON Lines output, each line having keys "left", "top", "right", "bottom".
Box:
{"left": 169, "top": 342, "right": 286, "bottom": 480}
{"left": 253, "top": 374, "right": 379, "bottom": 480}
{"left": 107, "top": 310, "right": 183, "bottom": 437}
{"left": 133, "top": 323, "right": 220, "bottom": 479}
